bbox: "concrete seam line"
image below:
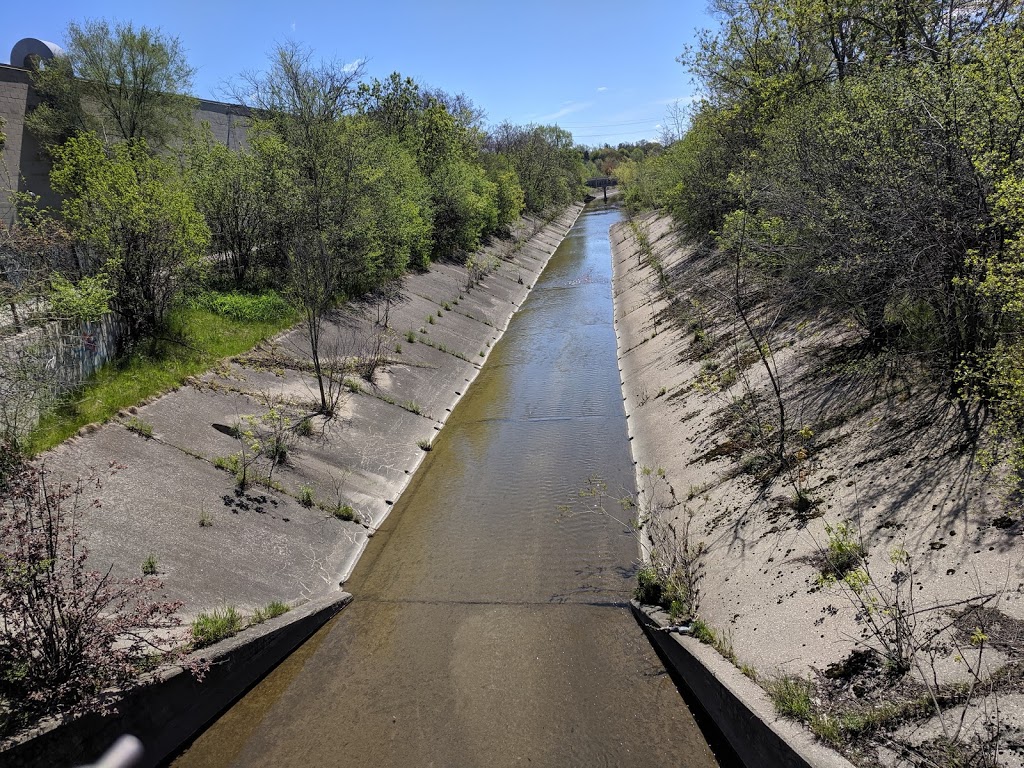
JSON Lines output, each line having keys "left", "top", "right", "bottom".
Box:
{"left": 630, "top": 602, "right": 857, "bottom": 768}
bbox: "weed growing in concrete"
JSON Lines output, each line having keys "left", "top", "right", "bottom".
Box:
{"left": 251, "top": 601, "right": 289, "bottom": 624}
{"left": 331, "top": 503, "right": 357, "bottom": 522}
{"left": 404, "top": 400, "right": 423, "bottom": 416}
{"left": 442, "top": 302, "right": 452, "bottom": 311}
{"left": 405, "top": 330, "right": 416, "bottom": 344}
{"left": 190, "top": 607, "right": 242, "bottom": 648}
{"left": 819, "top": 521, "right": 864, "bottom": 582}
{"left": 427, "top": 314, "right": 435, "bottom": 324}
{"left": 417, "top": 438, "right": 432, "bottom": 451}
{"left": 689, "top": 618, "right": 737, "bottom": 664}
{"left": 344, "top": 378, "right": 363, "bottom": 394}
{"left": 296, "top": 418, "right": 314, "bottom": 438}
{"left": 298, "top": 485, "right": 315, "bottom": 507}
{"left": 124, "top": 417, "right": 153, "bottom": 438}
{"left": 141, "top": 554, "right": 158, "bottom": 576}
{"left": 198, "top": 509, "right": 213, "bottom": 528}
{"left": 765, "top": 675, "right": 814, "bottom": 721}
{"left": 394, "top": 342, "right": 402, "bottom": 354}
{"left": 479, "top": 351, "right": 485, "bottom": 357}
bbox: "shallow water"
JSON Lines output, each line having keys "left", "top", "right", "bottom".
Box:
{"left": 172, "top": 202, "right": 719, "bottom": 767}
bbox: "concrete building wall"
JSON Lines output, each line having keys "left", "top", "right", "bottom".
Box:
{"left": 0, "top": 63, "right": 250, "bottom": 226}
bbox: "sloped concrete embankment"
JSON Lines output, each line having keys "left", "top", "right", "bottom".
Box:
{"left": 610, "top": 217, "right": 857, "bottom": 768}
{"left": 610, "top": 212, "right": 1023, "bottom": 766}
{"left": 5, "top": 205, "right": 582, "bottom": 766}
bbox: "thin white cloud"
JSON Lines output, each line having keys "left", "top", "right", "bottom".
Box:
{"left": 652, "top": 94, "right": 699, "bottom": 107}
{"left": 290, "top": 21, "right": 296, "bottom": 32}
{"left": 342, "top": 57, "right": 366, "bottom": 73}
{"left": 535, "top": 101, "right": 594, "bottom": 123}
{"left": 597, "top": 86, "right": 608, "bottom": 92}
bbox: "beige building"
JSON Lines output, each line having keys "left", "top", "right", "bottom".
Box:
{"left": 0, "top": 37, "right": 248, "bottom": 225}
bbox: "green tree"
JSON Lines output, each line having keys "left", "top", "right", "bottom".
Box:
{"left": 26, "top": 20, "right": 196, "bottom": 151}
{"left": 245, "top": 44, "right": 433, "bottom": 413}
{"left": 185, "top": 128, "right": 268, "bottom": 287}
{"left": 50, "top": 132, "right": 210, "bottom": 339}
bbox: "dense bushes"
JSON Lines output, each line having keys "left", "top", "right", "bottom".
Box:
{"left": 619, "top": 0, "right": 1024, "bottom": 469}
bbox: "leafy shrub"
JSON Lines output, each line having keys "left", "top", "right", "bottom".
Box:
{"left": 821, "top": 521, "right": 864, "bottom": 581}
{"left": 765, "top": 675, "right": 815, "bottom": 721}
{"left": 332, "top": 503, "right": 357, "bottom": 522}
{"left": 298, "top": 485, "right": 315, "bottom": 507}
{"left": 141, "top": 554, "right": 158, "bottom": 576}
{"left": 0, "top": 465, "right": 202, "bottom": 736}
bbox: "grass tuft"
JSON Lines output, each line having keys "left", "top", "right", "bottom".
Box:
{"left": 191, "top": 606, "right": 243, "bottom": 648}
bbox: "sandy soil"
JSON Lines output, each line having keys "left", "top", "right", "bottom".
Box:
{"left": 611, "top": 211, "right": 1024, "bottom": 766}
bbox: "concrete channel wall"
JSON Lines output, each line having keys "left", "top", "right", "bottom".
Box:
{"left": 5, "top": 593, "right": 352, "bottom": 768}
{"left": 632, "top": 602, "right": 855, "bottom": 768}
{"left": 611, "top": 219, "right": 856, "bottom": 768}
{"left": 4, "top": 203, "right": 584, "bottom": 767}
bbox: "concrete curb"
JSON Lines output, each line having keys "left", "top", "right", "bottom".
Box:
{"left": 3, "top": 591, "right": 353, "bottom": 768}
{"left": 631, "top": 582, "right": 857, "bottom": 767}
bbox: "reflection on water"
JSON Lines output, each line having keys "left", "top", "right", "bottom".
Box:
{"left": 172, "top": 201, "right": 720, "bottom": 768}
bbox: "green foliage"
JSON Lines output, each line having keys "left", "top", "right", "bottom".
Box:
{"left": 185, "top": 131, "right": 269, "bottom": 287}
{"left": 417, "top": 438, "right": 432, "bottom": 451}
{"left": 487, "top": 123, "right": 587, "bottom": 213}
{"left": 190, "top": 606, "right": 242, "bottom": 648}
{"left": 298, "top": 484, "right": 315, "bottom": 507}
{"left": 187, "top": 291, "right": 293, "bottom": 324}
{"left": 48, "top": 273, "right": 113, "bottom": 324}
{"left": 618, "top": 0, "right": 1024, "bottom": 476}
{"left": 332, "top": 503, "right": 357, "bottom": 522}
{"left": 252, "top": 601, "right": 290, "bottom": 624}
{"left": 27, "top": 303, "right": 295, "bottom": 454}
{"left": 820, "top": 521, "right": 864, "bottom": 581}
{"left": 123, "top": 416, "right": 153, "bottom": 438}
{"left": 141, "top": 554, "right": 158, "bottom": 576}
{"left": 27, "top": 20, "right": 195, "bottom": 151}
{"left": 51, "top": 132, "right": 210, "bottom": 340}
{"left": 765, "top": 675, "right": 815, "bottom": 722}
{"left": 634, "top": 565, "right": 665, "bottom": 605}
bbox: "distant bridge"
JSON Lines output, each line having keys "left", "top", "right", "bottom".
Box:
{"left": 585, "top": 177, "right": 618, "bottom": 188}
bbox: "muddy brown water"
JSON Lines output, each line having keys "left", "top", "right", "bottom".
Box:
{"left": 171, "top": 203, "right": 720, "bottom": 767}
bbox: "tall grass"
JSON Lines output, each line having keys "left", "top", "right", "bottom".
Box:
{"left": 28, "top": 296, "right": 296, "bottom": 453}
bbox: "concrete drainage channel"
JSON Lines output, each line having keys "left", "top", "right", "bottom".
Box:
{"left": 4, "top": 206, "right": 585, "bottom": 768}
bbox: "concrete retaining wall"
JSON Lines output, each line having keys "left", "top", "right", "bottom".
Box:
{"left": 631, "top": 602, "right": 855, "bottom": 768}
{"left": 3, "top": 592, "right": 352, "bottom": 768}
{"left": 0, "top": 62, "right": 248, "bottom": 225}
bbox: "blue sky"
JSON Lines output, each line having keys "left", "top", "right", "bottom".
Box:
{"left": 2, "top": 1, "right": 716, "bottom": 147}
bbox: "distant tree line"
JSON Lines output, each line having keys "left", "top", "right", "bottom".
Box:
{"left": 617, "top": 0, "right": 1024, "bottom": 475}
{"left": 0, "top": 20, "right": 588, "bottom": 439}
